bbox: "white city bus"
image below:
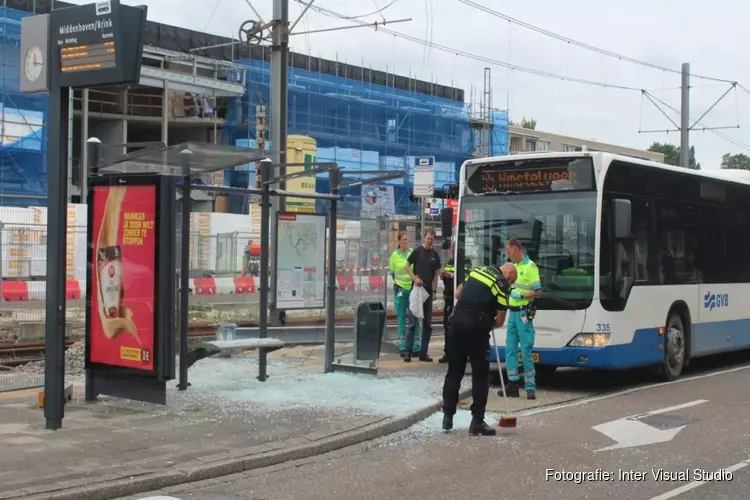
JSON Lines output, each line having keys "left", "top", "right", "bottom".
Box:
{"left": 447, "top": 151, "right": 750, "bottom": 380}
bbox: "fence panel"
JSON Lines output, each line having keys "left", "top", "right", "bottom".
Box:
{"left": 0, "top": 194, "right": 453, "bottom": 392}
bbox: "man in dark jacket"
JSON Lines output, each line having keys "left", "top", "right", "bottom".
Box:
{"left": 403, "top": 229, "right": 441, "bottom": 362}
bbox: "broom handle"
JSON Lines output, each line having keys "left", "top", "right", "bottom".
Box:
{"left": 490, "top": 327, "right": 511, "bottom": 415}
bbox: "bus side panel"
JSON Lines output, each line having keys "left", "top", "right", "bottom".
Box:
{"left": 692, "top": 283, "right": 750, "bottom": 356}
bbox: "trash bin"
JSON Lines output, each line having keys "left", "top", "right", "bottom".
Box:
{"left": 353, "top": 301, "right": 387, "bottom": 361}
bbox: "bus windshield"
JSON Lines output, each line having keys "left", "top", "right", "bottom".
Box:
{"left": 458, "top": 191, "right": 597, "bottom": 310}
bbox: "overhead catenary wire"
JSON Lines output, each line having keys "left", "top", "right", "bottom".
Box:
{"left": 294, "top": 0, "right": 750, "bottom": 154}
{"left": 203, "top": 0, "right": 223, "bottom": 32}
{"left": 647, "top": 92, "right": 750, "bottom": 152}
{"left": 294, "top": 0, "right": 642, "bottom": 91}
{"left": 457, "top": 0, "right": 737, "bottom": 85}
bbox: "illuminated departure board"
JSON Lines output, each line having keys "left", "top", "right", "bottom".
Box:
{"left": 50, "top": 0, "right": 145, "bottom": 88}
{"left": 60, "top": 41, "right": 116, "bottom": 73}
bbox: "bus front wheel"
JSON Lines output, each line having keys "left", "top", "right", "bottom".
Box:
{"left": 660, "top": 312, "right": 687, "bottom": 381}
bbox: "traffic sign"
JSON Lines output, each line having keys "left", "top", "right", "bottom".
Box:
{"left": 413, "top": 156, "right": 435, "bottom": 198}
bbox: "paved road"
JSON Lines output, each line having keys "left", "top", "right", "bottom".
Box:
{"left": 132, "top": 352, "right": 750, "bottom": 500}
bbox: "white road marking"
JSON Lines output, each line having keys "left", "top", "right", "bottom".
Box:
{"left": 630, "top": 399, "right": 709, "bottom": 418}
{"left": 518, "top": 364, "right": 750, "bottom": 417}
{"left": 593, "top": 420, "right": 685, "bottom": 452}
{"left": 591, "top": 400, "right": 707, "bottom": 452}
{"left": 648, "top": 459, "right": 750, "bottom": 499}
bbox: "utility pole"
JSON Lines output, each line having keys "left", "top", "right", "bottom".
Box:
{"left": 269, "top": 0, "right": 289, "bottom": 325}
{"left": 680, "top": 62, "right": 690, "bottom": 169}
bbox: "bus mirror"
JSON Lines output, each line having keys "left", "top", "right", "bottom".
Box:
{"left": 441, "top": 208, "right": 454, "bottom": 239}
{"left": 613, "top": 199, "right": 632, "bottom": 239}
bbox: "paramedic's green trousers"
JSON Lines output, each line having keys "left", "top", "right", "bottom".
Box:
{"left": 394, "top": 286, "right": 420, "bottom": 353}
{"left": 504, "top": 310, "right": 536, "bottom": 391}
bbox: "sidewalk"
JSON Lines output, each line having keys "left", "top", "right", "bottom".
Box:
{"left": 0, "top": 341, "right": 460, "bottom": 500}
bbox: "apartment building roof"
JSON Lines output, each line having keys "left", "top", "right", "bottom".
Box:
{"left": 509, "top": 125, "right": 664, "bottom": 163}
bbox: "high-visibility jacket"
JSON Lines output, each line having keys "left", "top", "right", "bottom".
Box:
{"left": 458, "top": 266, "right": 510, "bottom": 310}
{"left": 389, "top": 248, "right": 413, "bottom": 290}
{"left": 509, "top": 256, "right": 541, "bottom": 308}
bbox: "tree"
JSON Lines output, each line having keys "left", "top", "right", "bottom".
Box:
{"left": 721, "top": 153, "right": 750, "bottom": 170}
{"left": 509, "top": 117, "right": 537, "bottom": 130}
{"left": 647, "top": 142, "right": 700, "bottom": 169}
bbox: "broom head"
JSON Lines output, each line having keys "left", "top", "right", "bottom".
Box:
{"left": 497, "top": 415, "right": 517, "bottom": 428}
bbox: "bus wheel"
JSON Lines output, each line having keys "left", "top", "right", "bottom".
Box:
{"left": 660, "top": 313, "right": 686, "bottom": 381}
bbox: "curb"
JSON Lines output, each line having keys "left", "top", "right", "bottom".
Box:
{"left": 18, "top": 388, "right": 471, "bottom": 500}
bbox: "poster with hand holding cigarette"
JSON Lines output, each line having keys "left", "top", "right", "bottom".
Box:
{"left": 89, "top": 184, "right": 157, "bottom": 371}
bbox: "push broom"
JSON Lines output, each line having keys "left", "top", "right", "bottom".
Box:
{"left": 490, "top": 328, "right": 517, "bottom": 428}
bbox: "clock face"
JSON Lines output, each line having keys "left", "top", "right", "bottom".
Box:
{"left": 24, "top": 45, "right": 44, "bottom": 82}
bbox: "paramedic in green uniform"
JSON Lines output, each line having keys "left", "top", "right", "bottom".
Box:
{"left": 389, "top": 232, "right": 418, "bottom": 357}
{"left": 504, "top": 238, "right": 542, "bottom": 400}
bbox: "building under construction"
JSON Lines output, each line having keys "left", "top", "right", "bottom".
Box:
{"left": 1, "top": 0, "right": 512, "bottom": 215}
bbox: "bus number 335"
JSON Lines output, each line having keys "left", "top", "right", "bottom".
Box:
{"left": 596, "top": 324, "right": 611, "bottom": 332}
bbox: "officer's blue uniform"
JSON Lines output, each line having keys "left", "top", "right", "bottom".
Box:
{"left": 505, "top": 256, "right": 541, "bottom": 392}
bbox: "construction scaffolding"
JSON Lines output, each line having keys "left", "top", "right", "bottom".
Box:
{"left": 222, "top": 48, "right": 475, "bottom": 215}
{"left": 0, "top": 6, "right": 47, "bottom": 206}
{"left": 468, "top": 67, "right": 510, "bottom": 159}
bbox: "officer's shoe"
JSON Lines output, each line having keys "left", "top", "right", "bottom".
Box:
{"left": 526, "top": 390, "right": 536, "bottom": 400}
{"left": 468, "top": 419, "right": 497, "bottom": 437}
{"left": 403, "top": 352, "right": 412, "bottom": 362}
{"left": 442, "top": 414, "right": 453, "bottom": 431}
{"left": 438, "top": 355, "right": 448, "bottom": 363}
{"left": 419, "top": 355, "right": 433, "bottom": 362}
{"left": 500, "top": 381, "right": 520, "bottom": 398}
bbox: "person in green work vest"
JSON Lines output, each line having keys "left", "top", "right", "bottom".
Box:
{"left": 389, "top": 232, "right": 418, "bottom": 357}
{"left": 503, "top": 238, "right": 542, "bottom": 400}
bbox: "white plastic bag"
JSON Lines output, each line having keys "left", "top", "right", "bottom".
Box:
{"left": 409, "top": 285, "right": 429, "bottom": 320}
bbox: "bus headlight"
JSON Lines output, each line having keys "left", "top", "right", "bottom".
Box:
{"left": 568, "top": 333, "right": 611, "bottom": 348}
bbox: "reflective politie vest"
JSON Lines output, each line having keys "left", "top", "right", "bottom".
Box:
{"left": 459, "top": 265, "right": 510, "bottom": 313}
{"left": 442, "top": 258, "right": 473, "bottom": 296}
{"left": 509, "top": 255, "right": 541, "bottom": 308}
{"left": 389, "top": 248, "right": 413, "bottom": 290}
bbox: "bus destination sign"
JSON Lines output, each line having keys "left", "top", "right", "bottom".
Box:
{"left": 467, "top": 158, "right": 595, "bottom": 194}
{"left": 50, "top": 0, "right": 147, "bottom": 89}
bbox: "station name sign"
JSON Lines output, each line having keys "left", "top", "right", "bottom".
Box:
{"left": 50, "top": 0, "right": 147, "bottom": 89}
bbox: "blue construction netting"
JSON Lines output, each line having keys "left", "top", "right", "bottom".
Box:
{"left": 222, "top": 57, "right": 473, "bottom": 215}
{"left": 491, "top": 110, "right": 509, "bottom": 156}
{"left": 0, "top": 7, "right": 48, "bottom": 207}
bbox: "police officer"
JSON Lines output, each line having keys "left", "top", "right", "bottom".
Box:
{"left": 504, "top": 238, "right": 542, "bottom": 400}
{"left": 438, "top": 245, "right": 472, "bottom": 364}
{"left": 442, "top": 262, "right": 517, "bottom": 436}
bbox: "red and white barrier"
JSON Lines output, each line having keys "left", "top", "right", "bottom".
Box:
{"left": 0, "top": 267, "right": 444, "bottom": 302}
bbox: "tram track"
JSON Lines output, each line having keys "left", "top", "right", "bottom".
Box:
{"left": 0, "top": 310, "right": 447, "bottom": 364}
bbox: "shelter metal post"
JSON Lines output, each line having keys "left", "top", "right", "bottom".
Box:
{"left": 43, "top": 85, "right": 70, "bottom": 430}
{"left": 177, "top": 149, "right": 192, "bottom": 391}
{"left": 258, "top": 159, "right": 273, "bottom": 382}
{"left": 324, "top": 167, "right": 340, "bottom": 373}
{"left": 84, "top": 137, "right": 102, "bottom": 402}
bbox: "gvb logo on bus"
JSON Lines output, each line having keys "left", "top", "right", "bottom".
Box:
{"left": 703, "top": 292, "right": 729, "bottom": 311}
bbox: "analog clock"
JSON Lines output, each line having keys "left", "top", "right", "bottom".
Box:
{"left": 24, "top": 45, "right": 44, "bottom": 82}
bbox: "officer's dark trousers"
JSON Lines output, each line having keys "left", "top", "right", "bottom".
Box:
{"left": 442, "top": 295, "right": 454, "bottom": 354}
{"left": 441, "top": 310, "right": 491, "bottom": 420}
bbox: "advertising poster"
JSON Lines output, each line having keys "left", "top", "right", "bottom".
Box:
{"left": 275, "top": 212, "right": 326, "bottom": 309}
{"left": 89, "top": 184, "right": 157, "bottom": 371}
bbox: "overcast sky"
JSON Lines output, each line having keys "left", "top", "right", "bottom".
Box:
{"left": 69, "top": 0, "right": 750, "bottom": 168}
